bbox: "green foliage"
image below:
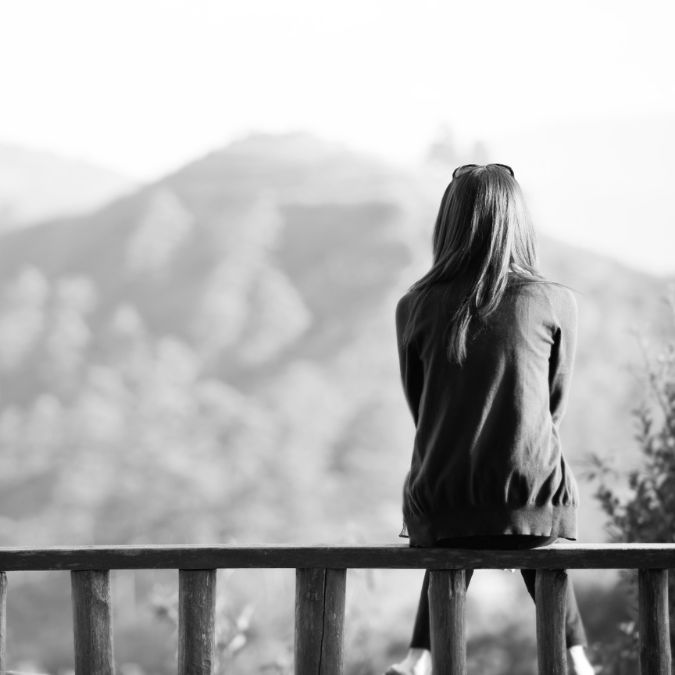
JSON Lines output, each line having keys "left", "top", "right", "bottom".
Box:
{"left": 584, "top": 283, "right": 675, "bottom": 673}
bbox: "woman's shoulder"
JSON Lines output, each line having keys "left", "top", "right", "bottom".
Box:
{"left": 508, "top": 279, "right": 578, "bottom": 323}
{"left": 395, "top": 289, "right": 414, "bottom": 321}
{"left": 508, "top": 277, "right": 577, "bottom": 302}
{"left": 395, "top": 289, "right": 414, "bottom": 338}
{"left": 396, "top": 282, "right": 456, "bottom": 317}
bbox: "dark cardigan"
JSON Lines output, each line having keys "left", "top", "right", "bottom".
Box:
{"left": 396, "top": 278, "right": 580, "bottom": 546}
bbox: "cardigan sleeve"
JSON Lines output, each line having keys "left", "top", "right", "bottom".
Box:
{"left": 396, "top": 296, "right": 424, "bottom": 427}
{"left": 548, "top": 289, "right": 578, "bottom": 426}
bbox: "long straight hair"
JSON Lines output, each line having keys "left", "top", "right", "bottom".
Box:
{"left": 402, "top": 165, "right": 549, "bottom": 366}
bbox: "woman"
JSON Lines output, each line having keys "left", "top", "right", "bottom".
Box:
{"left": 386, "top": 164, "right": 594, "bottom": 675}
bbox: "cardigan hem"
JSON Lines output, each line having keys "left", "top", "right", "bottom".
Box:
{"left": 399, "top": 503, "right": 577, "bottom": 546}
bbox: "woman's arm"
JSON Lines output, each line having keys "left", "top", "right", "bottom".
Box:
{"left": 396, "top": 296, "right": 424, "bottom": 427}
{"left": 548, "top": 289, "right": 579, "bottom": 426}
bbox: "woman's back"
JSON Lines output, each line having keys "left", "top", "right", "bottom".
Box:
{"left": 396, "top": 277, "right": 580, "bottom": 546}
{"left": 387, "top": 164, "right": 594, "bottom": 675}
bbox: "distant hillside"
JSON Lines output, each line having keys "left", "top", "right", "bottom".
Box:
{"left": 0, "top": 131, "right": 671, "bottom": 553}
{"left": 0, "top": 143, "right": 139, "bottom": 229}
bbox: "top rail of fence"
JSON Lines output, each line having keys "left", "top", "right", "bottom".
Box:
{"left": 0, "top": 543, "right": 674, "bottom": 570}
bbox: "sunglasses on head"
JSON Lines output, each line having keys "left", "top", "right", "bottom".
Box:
{"left": 452, "top": 163, "right": 515, "bottom": 179}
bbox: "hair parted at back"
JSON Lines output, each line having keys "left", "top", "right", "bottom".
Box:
{"left": 401, "top": 164, "right": 558, "bottom": 366}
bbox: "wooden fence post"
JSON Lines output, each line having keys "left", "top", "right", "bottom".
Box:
{"left": 535, "top": 569, "right": 568, "bottom": 675}
{"left": 638, "top": 568, "right": 671, "bottom": 675}
{"left": 295, "top": 568, "right": 346, "bottom": 675}
{"left": 178, "top": 569, "right": 217, "bottom": 675}
{"left": 0, "top": 571, "right": 6, "bottom": 675}
{"left": 429, "top": 569, "right": 466, "bottom": 675}
{"left": 71, "top": 570, "right": 115, "bottom": 675}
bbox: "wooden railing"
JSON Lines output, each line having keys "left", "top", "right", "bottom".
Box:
{"left": 0, "top": 543, "right": 672, "bottom": 675}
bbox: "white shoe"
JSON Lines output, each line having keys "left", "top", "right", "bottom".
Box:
{"left": 384, "top": 649, "right": 431, "bottom": 675}
{"left": 568, "top": 645, "right": 595, "bottom": 674}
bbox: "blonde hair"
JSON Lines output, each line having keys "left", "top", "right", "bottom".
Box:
{"left": 402, "top": 165, "right": 549, "bottom": 365}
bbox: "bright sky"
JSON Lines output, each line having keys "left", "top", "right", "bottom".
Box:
{"left": 1, "top": 0, "right": 675, "bottom": 272}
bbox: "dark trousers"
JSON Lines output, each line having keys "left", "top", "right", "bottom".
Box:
{"left": 409, "top": 534, "right": 588, "bottom": 650}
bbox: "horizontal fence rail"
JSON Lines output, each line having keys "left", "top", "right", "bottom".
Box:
{"left": 0, "top": 543, "right": 672, "bottom": 675}
{"left": 1, "top": 542, "right": 675, "bottom": 569}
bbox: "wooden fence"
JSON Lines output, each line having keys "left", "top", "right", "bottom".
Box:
{"left": 0, "top": 543, "right": 673, "bottom": 675}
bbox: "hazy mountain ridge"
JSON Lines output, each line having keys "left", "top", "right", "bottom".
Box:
{"left": 0, "top": 131, "right": 671, "bottom": 553}
{"left": 0, "top": 130, "right": 673, "bottom": 675}
{"left": 0, "top": 143, "right": 139, "bottom": 230}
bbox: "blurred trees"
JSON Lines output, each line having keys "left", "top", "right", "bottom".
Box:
{"left": 585, "top": 283, "right": 675, "bottom": 673}
{"left": 0, "top": 130, "right": 672, "bottom": 672}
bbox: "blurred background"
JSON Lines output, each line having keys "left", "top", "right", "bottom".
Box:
{"left": 0, "top": 1, "right": 674, "bottom": 673}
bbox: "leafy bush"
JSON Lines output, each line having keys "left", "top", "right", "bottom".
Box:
{"left": 584, "top": 283, "right": 675, "bottom": 674}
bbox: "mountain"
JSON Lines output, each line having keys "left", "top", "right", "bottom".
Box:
{"left": 1, "top": 130, "right": 674, "bottom": 674}
{"left": 0, "top": 143, "right": 139, "bottom": 230}
{"left": 0, "top": 131, "right": 671, "bottom": 549}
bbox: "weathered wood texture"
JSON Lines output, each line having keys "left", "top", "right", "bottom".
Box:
{"left": 3, "top": 543, "right": 675, "bottom": 570}
{"left": 638, "top": 569, "right": 671, "bottom": 675}
{"left": 0, "top": 571, "right": 6, "bottom": 675}
{"left": 429, "top": 569, "right": 466, "bottom": 675}
{"left": 178, "top": 569, "right": 216, "bottom": 675}
{"left": 295, "top": 568, "right": 346, "bottom": 675}
{"left": 535, "top": 569, "right": 568, "bottom": 675}
{"left": 70, "top": 570, "right": 115, "bottom": 675}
